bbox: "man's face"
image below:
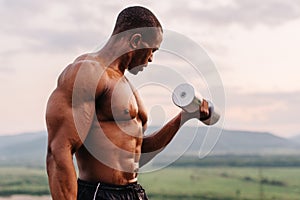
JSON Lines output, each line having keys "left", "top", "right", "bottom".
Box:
{"left": 128, "top": 30, "right": 163, "bottom": 75}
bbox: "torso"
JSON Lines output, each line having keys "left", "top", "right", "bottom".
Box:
{"left": 53, "top": 54, "right": 148, "bottom": 185}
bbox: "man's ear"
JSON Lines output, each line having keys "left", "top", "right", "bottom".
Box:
{"left": 129, "top": 33, "right": 142, "bottom": 49}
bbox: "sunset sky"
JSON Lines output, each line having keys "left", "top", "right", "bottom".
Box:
{"left": 1, "top": 0, "right": 300, "bottom": 137}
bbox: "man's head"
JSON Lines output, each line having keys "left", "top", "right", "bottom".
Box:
{"left": 112, "top": 6, "right": 162, "bottom": 36}
{"left": 112, "top": 6, "right": 163, "bottom": 75}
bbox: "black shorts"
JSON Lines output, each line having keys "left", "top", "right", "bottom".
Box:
{"left": 77, "top": 179, "right": 149, "bottom": 200}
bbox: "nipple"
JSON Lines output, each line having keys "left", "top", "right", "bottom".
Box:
{"left": 124, "top": 108, "right": 129, "bottom": 115}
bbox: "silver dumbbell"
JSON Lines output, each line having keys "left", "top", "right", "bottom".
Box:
{"left": 172, "top": 83, "right": 220, "bottom": 125}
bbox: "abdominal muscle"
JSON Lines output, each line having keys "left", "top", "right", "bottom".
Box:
{"left": 76, "top": 118, "right": 143, "bottom": 185}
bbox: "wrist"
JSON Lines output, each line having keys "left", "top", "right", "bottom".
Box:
{"left": 180, "top": 110, "right": 196, "bottom": 124}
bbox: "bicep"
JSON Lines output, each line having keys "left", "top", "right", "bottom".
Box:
{"left": 71, "top": 101, "right": 96, "bottom": 149}
{"left": 46, "top": 98, "right": 95, "bottom": 154}
{"left": 142, "top": 122, "right": 148, "bottom": 134}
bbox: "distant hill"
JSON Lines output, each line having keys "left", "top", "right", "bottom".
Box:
{"left": 0, "top": 131, "right": 47, "bottom": 167}
{"left": 289, "top": 134, "right": 300, "bottom": 144}
{"left": 0, "top": 127, "right": 299, "bottom": 167}
{"left": 0, "top": 131, "right": 45, "bottom": 148}
{"left": 147, "top": 127, "right": 300, "bottom": 159}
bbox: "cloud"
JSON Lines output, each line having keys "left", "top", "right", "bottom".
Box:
{"left": 0, "top": 0, "right": 114, "bottom": 54}
{"left": 0, "top": 0, "right": 299, "bottom": 137}
{"left": 164, "top": 0, "right": 300, "bottom": 28}
{"left": 2, "top": 0, "right": 299, "bottom": 56}
{"left": 0, "top": 66, "right": 15, "bottom": 74}
{"left": 225, "top": 88, "right": 300, "bottom": 136}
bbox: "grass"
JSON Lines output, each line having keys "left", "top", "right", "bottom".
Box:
{"left": 139, "top": 167, "right": 300, "bottom": 200}
{"left": 1, "top": 166, "right": 300, "bottom": 199}
{"left": 0, "top": 167, "right": 49, "bottom": 196}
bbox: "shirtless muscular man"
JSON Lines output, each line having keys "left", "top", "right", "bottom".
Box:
{"left": 46, "top": 6, "right": 210, "bottom": 200}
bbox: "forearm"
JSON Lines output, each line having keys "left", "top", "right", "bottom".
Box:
{"left": 142, "top": 112, "right": 184, "bottom": 151}
{"left": 140, "top": 111, "right": 191, "bottom": 166}
{"left": 47, "top": 151, "right": 77, "bottom": 200}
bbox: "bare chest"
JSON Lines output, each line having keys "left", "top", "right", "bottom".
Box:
{"left": 96, "top": 78, "right": 139, "bottom": 122}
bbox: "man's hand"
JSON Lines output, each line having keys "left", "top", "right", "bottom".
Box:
{"left": 199, "top": 99, "right": 210, "bottom": 121}
{"left": 180, "top": 99, "right": 210, "bottom": 121}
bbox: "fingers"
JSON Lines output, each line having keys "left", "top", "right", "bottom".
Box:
{"left": 200, "top": 99, "right": 210, "bottom": 120}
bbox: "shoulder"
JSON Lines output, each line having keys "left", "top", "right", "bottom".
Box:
{"left": 61, "top": 55, "right": 107, "bottom": 83}
{"left": 57, "top": 55, "right": 109, "bottom": 96}
{"left": 60, "top": 53, "right": 107, "bottom": 78}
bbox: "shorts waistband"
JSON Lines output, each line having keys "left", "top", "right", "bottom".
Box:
{"left": 78, "top": 178, "right": 140, "bottom": 191}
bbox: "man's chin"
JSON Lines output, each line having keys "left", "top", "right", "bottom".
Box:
{"left": 128, "top": 67, "right": 144, "bottom": 75}
{"left": 128, "top": 70, "right": 139, "bottom": 75}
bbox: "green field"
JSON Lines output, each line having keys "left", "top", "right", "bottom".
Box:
{"left": 0, "top": 167, "right": 49, "bottom": 196}
{"left": 139, "top": 167, "right": 300, "bottom": 200}
{"left": 1, "top": 166, "right": 300, "bottom": 199}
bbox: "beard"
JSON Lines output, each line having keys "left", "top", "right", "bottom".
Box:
{"left": 128, "top": 64, "right": 146, "bottom": 75}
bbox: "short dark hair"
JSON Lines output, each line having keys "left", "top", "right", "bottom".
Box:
{"left": 112, "top": 6, "right": 162, "bottom": 35}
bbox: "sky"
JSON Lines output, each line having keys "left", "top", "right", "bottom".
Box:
{"left": 0, "top": 0, "right": 300, "bottom": 137}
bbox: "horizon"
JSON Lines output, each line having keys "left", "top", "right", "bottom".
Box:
{"left": 0, "top": 126, "right": 297, "bottom": 139}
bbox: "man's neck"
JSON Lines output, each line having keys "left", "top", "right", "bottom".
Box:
{"left": 95, "top": 37, "right": 132, "bottom": 75}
